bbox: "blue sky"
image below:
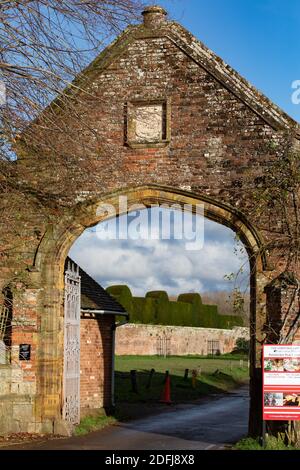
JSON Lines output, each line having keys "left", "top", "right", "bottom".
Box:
{"left": 71, "top": 1, "right": 298, "bottom": 296}
{"left": 158, "top": 0, "right": 300, "bottom": 122}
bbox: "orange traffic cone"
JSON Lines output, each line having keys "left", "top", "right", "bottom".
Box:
{"left": 160, "top": 371, "right": 172, "bottom": 404}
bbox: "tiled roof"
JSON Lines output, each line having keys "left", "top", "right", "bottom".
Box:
{"left": 65, "top": 257, "right": 127, "bottom": 314}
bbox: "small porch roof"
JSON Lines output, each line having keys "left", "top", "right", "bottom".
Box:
{"left": 65, "top": 257, "right": 127, "bottom": 316}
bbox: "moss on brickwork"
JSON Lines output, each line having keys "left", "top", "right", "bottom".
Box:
{"left": 107, "top": 285, "right": 243, "bottom": 329}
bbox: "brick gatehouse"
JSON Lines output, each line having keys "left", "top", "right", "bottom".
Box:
{"left": 0, "top": 6, "right": 299, "bottom": 436}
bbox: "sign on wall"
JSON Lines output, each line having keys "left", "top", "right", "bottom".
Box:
{"left": 19, "top": 344, "right": 31, "bottom": 361}
{"left": 263, "top": 345, "right": 300, "bottom": 421}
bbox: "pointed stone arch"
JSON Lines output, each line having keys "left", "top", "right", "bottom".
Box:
{"left": 32, "top": 184, "right": 268, "bottom": 434}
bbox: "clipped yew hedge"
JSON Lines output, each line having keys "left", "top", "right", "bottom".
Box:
{"left": 131, "top": 297, "right": 157, "bottom": 324}
{"left": 146, "top": 291, "right": 169, "bottom": 302}
{"left": 106, "top": 285, "right": 133, "bottom": 318}
{"left": 177, "top": 293, "right": 203, "bottom": 326}
{"left": 106, "top": 285, "right": 244, "bottom": 329}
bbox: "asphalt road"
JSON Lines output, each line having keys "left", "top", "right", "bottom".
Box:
{"left": 3, "top": 386, "right": 249, "bottom": 450}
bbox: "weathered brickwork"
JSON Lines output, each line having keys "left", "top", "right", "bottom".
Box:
{"left": 20, "top": 35, "right": 288, "bottom": 209}
{"left": 80, "top": 315, "right": 113, "bottom": 413}
{"left": 0, "top": 6, "right": 299, "bottom": 437}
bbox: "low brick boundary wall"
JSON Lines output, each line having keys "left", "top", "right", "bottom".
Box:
{"left": 115, "top": 323, "right": 249, "bottom": 356}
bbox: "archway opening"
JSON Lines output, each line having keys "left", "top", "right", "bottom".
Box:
{"left": 65, "top": 199, "right": 252, "bottom": 443}
{"left": 36, "top": 186, "right": 265, "bottom": 439}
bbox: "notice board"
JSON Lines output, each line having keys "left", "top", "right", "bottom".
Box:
{"left": 263, "top": 345, "right": 300, "bottom": 421}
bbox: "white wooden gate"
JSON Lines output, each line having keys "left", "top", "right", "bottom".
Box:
{"left": 63, "top": 260, "right": 81, "bottom": 424}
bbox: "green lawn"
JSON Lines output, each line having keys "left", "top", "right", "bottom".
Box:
{"left": 115, "top": 354, "right": 249, "bottom": 404}
{"left": 74, "top": 354, "right": 249, "bottom": 436}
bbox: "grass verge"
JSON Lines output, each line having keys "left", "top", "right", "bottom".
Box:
{"left": 74, "top": 414, "right": 117, "bottom": 436}
{"left": 235, "top": 436, "right": 298, "bottom": 451}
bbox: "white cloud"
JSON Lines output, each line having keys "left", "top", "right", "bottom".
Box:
{"left": 69, "top": 213, "right": 249, "bottom": 297}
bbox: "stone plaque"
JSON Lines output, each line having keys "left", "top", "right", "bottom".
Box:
{"left": 126, "top": 99, "right": 170, "bottom": 148}
{"left": 134, "top": 104, "right": 163, "bottom": 142}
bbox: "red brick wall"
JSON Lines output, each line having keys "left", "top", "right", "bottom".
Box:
{"left": 20, "top": 28, "right": 290, "bottom": 235}
{"left": 80, "top": 314, "right": 114, "bottom": 412}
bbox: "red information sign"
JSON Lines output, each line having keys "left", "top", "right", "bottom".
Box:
{"left": 263, "top": 345, "right": 300, "bottom": 421}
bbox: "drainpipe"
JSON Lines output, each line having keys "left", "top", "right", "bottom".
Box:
{"left": 111, "top": 317, "right": 129, "bottom": 408}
